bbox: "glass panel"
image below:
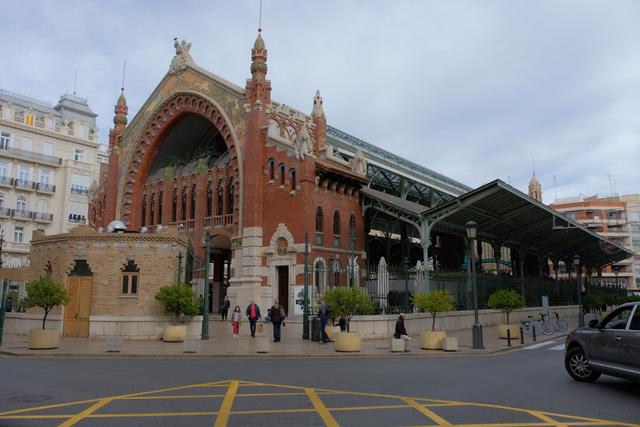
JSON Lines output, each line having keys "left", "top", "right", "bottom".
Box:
{"left": 122, "top": 275, "right": 129, "bottom": 294}
{"left": 131, "top": 275, "right": 138, "bottom": 295}
{"left": 602, "top": 307, "right": 633, "bottom": 330}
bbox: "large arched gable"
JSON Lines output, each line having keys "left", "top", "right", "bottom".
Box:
{"left": 120, "top": 92, "right": 242, "bottom": 229}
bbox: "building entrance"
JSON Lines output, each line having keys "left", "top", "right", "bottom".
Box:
{"left": 64, "top": 260, "right": 93, "bottom": 338}
{"left": 277, "top": 266, "right": 289, "bottom": 315}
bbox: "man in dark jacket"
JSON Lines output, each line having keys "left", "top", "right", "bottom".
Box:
{"left": 318, "top": 297, "right": 330, "bottom": 343}
{"left": 394, "top": 313, "right": 412, "bottom": 352}
{"left": 269, "top": 299, "right": 286, "bottom": 342}
{"left": 245, "top": 300, "right": 261, "bottom": 337}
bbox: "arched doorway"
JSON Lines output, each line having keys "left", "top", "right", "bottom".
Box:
{"left": 209, "top": 234, "right": 232, "bottom": 314}
{"left": 64, "top": 260, "right": 93, "bottom": 338}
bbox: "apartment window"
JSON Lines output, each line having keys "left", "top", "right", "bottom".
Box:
{"left": 267, "top": 158, "right": 275, "bottom": 181}
{"left": 279, "top": 163, "right": 286, "bottom": 186}
{"left": 349, "top": 214, "right": 356, "bottom": 250}
{"left": 316, "top": 207, "right": 324, "bottom": 246}
{"left": 121, "top": 260, "right": 139, "bottom": 296}
{"left": 289, "top": 169, "right": 296, "bottom": 191}
{"left": 22, "top": 137, "right": 32, "bottom": 152}
{"left": 633, "top": 238, "right": 640, "bottom": 249}
{"left": 0, "top": 193, "right": 4, "bottom": 208}
{"left": 37, "top": 199, "right": 48, "bottom": 214}
{"left": 333, "top": 210, "right": 341, "bottom": 248}
{"left": 73, "top": 149, "right": 85, "bottom": 162}
{"left": 0, "top": 132, "right": 10, "bottom": 150}
{"left": 14, "top": 226, "right": 24, "bottom": 243}
{"left": 18, "top": 166, "right": 30, "bottom": 182}
{"left": 39, "top": 170, "right": 51, "bottom": 185}
{"left": 42, "top": 142, "right": 53, "bottom": 156}
{"left": 70, "top": 174, "right": 89, "bottom": 195}
{"left": 0, "top": 161, "right": 8, "bottom": 177}
{"left": 16, "top": 196, "right": 27, "bottom": 212}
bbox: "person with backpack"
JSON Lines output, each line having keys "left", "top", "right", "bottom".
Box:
{"left": 318, "top": 297, "right": 330, "bottom": 344}
{"left": 245, "top": 300, "right": 261, "bottom": 337}
{"left": 269, "top": 299, "right": 286, "bottom": 342}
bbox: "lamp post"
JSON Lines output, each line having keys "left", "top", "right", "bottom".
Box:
{"left": 573, "top": 254, "right": 584, "bottom": 327}
{"left": 612, "top": 265, "right": 621, "bottom": 296}
{"left": 466, "top": 221, "right": 484, "bottom": 349}
{"left": 402, "top": 257, "right": 409, "bottom": 310}
{"left": 302, "top": 232, "right": 310, "bottom": 340}
{"left": 201, "top": 230, "right": 211, "bottom": 340}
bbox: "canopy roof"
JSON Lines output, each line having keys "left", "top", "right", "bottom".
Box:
{"left": 362, "top": 180, "right": 632, "bottom": 268}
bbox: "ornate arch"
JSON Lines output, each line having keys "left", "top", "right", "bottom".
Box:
{"left": 121, "top": 92, "right": 242, "bottom": 228}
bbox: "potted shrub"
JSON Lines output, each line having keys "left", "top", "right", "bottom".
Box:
{"left": 325, "top": 287, "right": 373, "bottom": 352}
{"left": 155, "top": 283, "right": 199, "bottom": 342}
{"left": 22, "top": 276, "right": 70, "bottom": 349}
{"left": 414, "top": 290, "right": 454, "bottom": 349}
{"left": 487, "top": 289, "right": 524, "bottom": 339}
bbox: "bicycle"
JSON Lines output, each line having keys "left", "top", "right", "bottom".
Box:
{"left": 548, "top": 312, "right": 569, "bottom": 333}
{"left": 522, "top": 313, "right": 554, "bottom": 336}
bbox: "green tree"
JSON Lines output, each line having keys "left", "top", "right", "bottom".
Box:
{"left": 22, "top": 276, "right": 70, "bottom": 330}
{"left": 155, "top": 283, "right": 200, "bottom": 325}
{"left": 324, "top": 287, "right": 373, "bottom": 332}
{"left": 414, "top": 290, "right": 455, "bottom": 331}
{"left": 487, "top": 289, "right": 524, "bottom": 324}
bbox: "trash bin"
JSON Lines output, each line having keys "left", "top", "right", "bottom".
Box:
{"left": 311, "top": 317, "right": 321, "bottom": 342}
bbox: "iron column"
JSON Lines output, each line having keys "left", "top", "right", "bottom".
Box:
{"left": 202, "top": 230, "right": 210, "bottom": 340}
{"left": 574, "top": 255, "right": 584, "bottom": 327}
{"left": 466, "top": 221, "right": 484, "bottom": 349}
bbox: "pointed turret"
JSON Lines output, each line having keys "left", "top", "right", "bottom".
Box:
{"left": 528, "top": 172, "right": 542, "bottom": 202}
{"left": 311, "top": 90, "right": 327, "bottom": 156}
{"left": 245, "top": 29, "right": 271, "bottom": 107}
{"left": 113, "top": 88, "right": 128, "bottom": 130}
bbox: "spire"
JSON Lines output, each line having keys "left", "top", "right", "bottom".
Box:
{"left": 528, "top": 172, "right": 542, "bottom": 202}
{"left": 113, "top": 60, "right": 128, "bottom": 129}
{"left": 250, "top": 29, "right": 268, "bottom": 76}
{"left": 312, "top": 90, "right": 324, "bottom": 117}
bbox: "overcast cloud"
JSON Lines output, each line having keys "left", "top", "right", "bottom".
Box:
{"left": 2, "top": 0, "right": 639, "bottom": 203}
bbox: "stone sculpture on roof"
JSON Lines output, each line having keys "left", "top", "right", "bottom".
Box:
{"left": 350, "top": 149, "right": 367, "bottom": 175}
{"left": 169, "top": 38, "right": 193, "bottom": 74}
{"left": 294, "top": 124, "right": 313, "bottom": 160}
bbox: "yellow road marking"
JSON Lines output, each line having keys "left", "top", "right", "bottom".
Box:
{"left": 214, "top": 380, "right": 239, "bottom": 427}
{"left": 0, "top": 414, "right": 71, "bottom": 419}
{"left": 529, "top": 410, "right": 567, "bottom": 427}
{"left": 58, "top": 397, "right": 114, "bottom": 427}
{"left": 123, "top": 394, "right": 226, "bottom": 400}
{"left": 305, "top": 387, "right": 339, "bottom": 427}
{"left": 404, "top": 398, "right": 452, "bottom": 425}
{"left": 91, "top": 411, "right": 217, "bottom": 418}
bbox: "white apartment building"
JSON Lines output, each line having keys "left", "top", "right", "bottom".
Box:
{"left": 622, "top": 194, "right": 640, "bottom": 294}
{"left": 0, "top": 88, "right": 101, "bottom": 268}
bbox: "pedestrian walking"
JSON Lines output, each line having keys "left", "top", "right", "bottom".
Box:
{"left": 269, "top": 300, "right": 286, "bottom": 342}
{"left": 245, "top": 300, "right": 261, "bottom": 337}
{"left": 394, "top": 313, "right": 412, "bottom": 352}
{"left": 221, "top": 295, "right": 231, "bottom": 320}
{"left": 318, "top": 297, "right": 330, "bottom": 343}
{"left": 231, "top": 306, "right": 241, "bottom": 338}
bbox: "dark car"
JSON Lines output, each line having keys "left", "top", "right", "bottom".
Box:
{"left": 564, "top": 301, "right": 640, "bottom": 382}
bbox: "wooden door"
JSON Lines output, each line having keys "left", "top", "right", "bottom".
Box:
{"left": 277, "top": 266, "right": 289, "bottom": 316}
{"left": 63, "top": 277, "right": 92, "bottom": 337}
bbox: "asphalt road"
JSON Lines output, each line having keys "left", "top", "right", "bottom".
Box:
{"left": 1, "top": 341, "right": 638, "bottom": 426}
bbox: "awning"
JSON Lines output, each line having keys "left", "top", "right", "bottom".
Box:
{"left": 362, "top": 180, "right": 633, "bottom": 268}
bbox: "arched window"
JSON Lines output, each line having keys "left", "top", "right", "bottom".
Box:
{"left": 16, "top": 196, "right": 26, "bottom": 212}
{"left": 279, "top": 163, "right": 286, "bottom": 186}
{"left": 141, "top": 194, "right": 146, "bottom": 226}
{"left": 267, "top": 158, "right": 275, "bottom": 181}
{"left": 157, "top": 191, "right": 163, "bottom": 224}
{"left": 149, "top": 193, "right": 155, "bottom": 225}
{"left": 315, "top": 207, "right": 324, "bottom": 245}
{"left": 180, "top": 188, "right": 187, "bottom": 221}
{"left": 171, "top": 190, "right": 177, "bottom": 222}
{"left": 226, "top": 179, "right": 234, "bottom": 215}
{"left": 190, "top": 185, "right": 196, "bottom": 219}
{"left": 314, "top": 258, "right": 327, "bottom": 295}
{"left": 121, "top": 260, "right": 140, "bottom": 296}
{"left": 333, "top": 210, "right": 341, "bottom": 248}
{"left": 216, "top": 182, "right": 224, "bottom": 216}
{"left": 349, "top": 214, "right": 356, "bottom": 250}
{"left": 289, "top": 169, "right": 296, "bottom": 191}
{"left": 206, "top": 184, "right": 212, "bottom": 217}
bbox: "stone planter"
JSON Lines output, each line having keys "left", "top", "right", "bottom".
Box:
{"left": 335, "top": 332, "right": 362, "bottom": 352}
{"left": 498, "top": 324, "right": 520, "bottom": 339}
{"left": 420, "top": 331, "right": 446, "bottom": 350}
{"left": 162, "top": 325, "right": 187, "bottom": 342}
{"left": 28, "top": 329, "right": 59, "bottom": 350}
{"left": 326, "top": 324, "right": 336, "bottom": 342}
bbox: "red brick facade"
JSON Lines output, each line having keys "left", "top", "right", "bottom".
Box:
{"left": 89, "top": 33, "right": 368, "bottom": 312}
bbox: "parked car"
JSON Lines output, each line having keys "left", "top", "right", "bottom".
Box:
{"left": 564, "top": 301, "right": 640, "bottom": 382}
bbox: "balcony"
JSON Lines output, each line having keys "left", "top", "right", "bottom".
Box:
{"left": 70, "top": 186, "right": 89, "bottom": 196}
{"left": 11, "top": 209, "right": 32, "bottom": 221}
{"left": 6, "top": 241, "right": 30, "bottom": 252}
{"left": 68, "top": 214, "right": 87, "bottom": 224}
{"left": 32, "top": 212, "right": 53, "bottom": 223}
{"left": 0, "top": 207, "right": 11, "bottom": 218}
{"left": 13, "top": 179, "right": 34, "bottom": 191}
{"left": 0, "top": 147, "right": 63, "bottom": 167}
{"left": 0, "top": 176, "right": 13, "bottom": 188}
{"left": 35, "top": 182, "right": 56, "bottom": 193}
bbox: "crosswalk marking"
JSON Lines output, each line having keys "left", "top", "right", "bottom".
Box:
{"left": 523, "top": 340, "right": 559, "bottom": 350}
{"left": 550, "top": 344, "right": 566, "bottom": 351}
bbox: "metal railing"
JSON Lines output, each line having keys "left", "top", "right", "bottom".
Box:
{"left": 32, "top": 212, "right": 53, "bottom": 222}
{"left": 35, "top": 182, "right": 56, "bottom": 193}
{"left": 0, "top": 146, "right": 63, "bottom": 166}
{"left": 11, "top": 209, "right": 32, "bottom": 219}
{"left": 0, "top": 207, "right": 11, "bottom": 216}
{"left": 70, "top": 186, "right": 89, "bottom": 196}
{"left": 0, "top": 176, "right": 13, "bottom": 186}
{"left": 13, "top": 179, "right": 34, "bottom": 190}
{"left": 68, "top": 214, "right": 86, "bottom": 223}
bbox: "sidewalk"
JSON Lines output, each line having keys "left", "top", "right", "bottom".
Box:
{"left": 0, "top": 318, "right": 575, "bottom": 358}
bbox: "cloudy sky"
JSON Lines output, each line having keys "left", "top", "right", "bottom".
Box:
{"left": 3, "top": 0, "right": 639, "bottom": 203}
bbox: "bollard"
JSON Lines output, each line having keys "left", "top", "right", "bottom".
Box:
{"left": 532, "top": 325, "right": 537, "bottom": 342}
{"left": 520, "top": 327, "right": 524, "bottom": 345}
{"left": 507, "top": 328, "right": 512, "bottom": 347}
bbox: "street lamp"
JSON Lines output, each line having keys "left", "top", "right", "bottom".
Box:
{"left": 573, "top": 254, "right": 584, "bottom": 327}
{"left": 466, "top": 220, "right": 484, "bottom": 349}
